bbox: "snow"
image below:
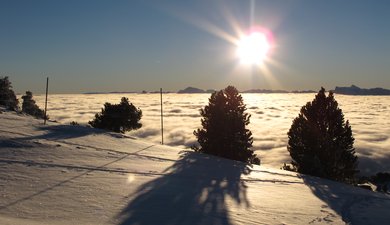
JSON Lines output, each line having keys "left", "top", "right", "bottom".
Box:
{"left": 1, "top": 110, "right": 390, "bottom": 225}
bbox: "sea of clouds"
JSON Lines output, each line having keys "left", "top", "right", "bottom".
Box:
{"left": 30, "top": 93, "right": 390, "bottom": 175}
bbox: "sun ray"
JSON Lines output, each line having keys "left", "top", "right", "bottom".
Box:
{"left": 162, "top": 5, "right": 239, "bottom": 45}
{"left": 259, "top": 63, "right": 283, "bottom": 89}
{"left": 218, "top": 3, "right": 246, "bottom": 38}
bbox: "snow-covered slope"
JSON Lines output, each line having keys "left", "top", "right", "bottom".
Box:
{"left": 1, "top": 111, "right": 389, "bottom": 225}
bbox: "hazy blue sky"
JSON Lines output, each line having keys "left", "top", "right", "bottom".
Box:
{"left": 1, "top": 0, "right": 389, "bottom": 93}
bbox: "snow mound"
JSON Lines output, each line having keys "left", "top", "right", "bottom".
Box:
{"left": 1, "top": 111, "right": 390, "bottom": 225}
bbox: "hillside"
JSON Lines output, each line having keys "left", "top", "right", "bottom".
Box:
{"left": 334, "top": 85, "right": 390, "bottom": 95}
{"left": 177, "top": 87, "right": 215, "bottom": 94}
{"left": 1, "top": 111, "right": 390, "bottom": 225}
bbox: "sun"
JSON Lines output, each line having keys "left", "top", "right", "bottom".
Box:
{"left": 237, "top": 32, "right": 270, "bottom": 65}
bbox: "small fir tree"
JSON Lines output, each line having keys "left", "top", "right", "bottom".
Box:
{"left": 287, "top": 87, "right": 358, "bottom": 182}
{"left": 0, "top": 76, "right": 18, "bottom": 111}
{"left": 193, "top": 86, "right": 258, "bottom": 164}
{"left": 89, "top": 97, "right": 142, "bottom": 133}
{"left": 22, "top": 91, "right": 46, "bottom": 119}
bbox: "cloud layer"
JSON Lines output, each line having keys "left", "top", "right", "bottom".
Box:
{"left": 31, "top": 93, "right": 390, "bottom": 175}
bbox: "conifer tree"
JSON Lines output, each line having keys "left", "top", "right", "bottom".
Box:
{"left": 21, "top": 91, "right": 46, "bottom": 119}
{"left": 193, "top": 86, "right": 259, "bottom": 164}
{"left": 89, "top": 97, "right": 142, "bottom": 133}
{"left": 0, "top": 76, "right": 18, "bottom": 111}
{"left": 287, "top": 87, "right": 358, "bottom": 182}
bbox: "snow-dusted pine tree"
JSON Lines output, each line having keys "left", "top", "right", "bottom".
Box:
{"left": 22, "top": 91, "right": 46, "bottom": 119}
{"left": 89, "top": 97, "right": 142, "bottom": 133}
{"left": 0, "top": 76, "right": 18, "bottom": 111}
{"left": 287, "top": 87, "right": 358, "bottom": 182}
{"left": 193, "top": 86, "right": 259, "bottom": 164}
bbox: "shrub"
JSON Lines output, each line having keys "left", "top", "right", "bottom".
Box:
{"left": 89, "top": 97, "right": 142, "bottom": 133}
{"left": 0, "top": 76, "right": 18, "bottom": 111}
{"left": 22, "top": 91, "right": 47, "bottom": 119}
{"left": 370, "top": 172, "right": 390, "bottom": 193}
{"left": 70, "top": 121, "right": 79, "bottom": 126}
{"left": 287, "top": 87, "right": 358, "bottom": 182}
{"left": 193, "top": 86, "right": 259, "bottom": 164}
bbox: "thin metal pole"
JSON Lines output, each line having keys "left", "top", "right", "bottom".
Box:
{"left": 44, "top": 77, "right": 49, "bottom": 125}
{"left": 160, "top": 88, "right": 164, "bottom": 145}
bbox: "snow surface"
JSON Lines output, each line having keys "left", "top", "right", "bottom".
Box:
{"left": 1, "top": 111, "right": 390, "bottom": 225}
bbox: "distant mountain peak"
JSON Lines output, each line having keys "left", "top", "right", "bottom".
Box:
{"left": 334, "top": 85, "right": 390, "bottom": 95}
{"left": 177, "top": 87, "right": 215, "bottom": 94}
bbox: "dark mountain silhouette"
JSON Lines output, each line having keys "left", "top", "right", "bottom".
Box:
{"left": 334, "top": 85, "right": 390, "bottom": 95}
{"left": 178, "top": 87, "right": 215, "bottom": 93}
{"left": 83, "top": 85, "right": 390, "bottom": 95}
{"left": 291, "top": 90, "right": 317, "bottom": 93}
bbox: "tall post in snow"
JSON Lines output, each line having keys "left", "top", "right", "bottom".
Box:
{"left": 160, "top": 88, "right": 164, "bottom": 145}
{"left": 44, "top": 77, "right": 49, "bottom": 125}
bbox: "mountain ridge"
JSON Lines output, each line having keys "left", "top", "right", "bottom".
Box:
{"left": 333, "top": 85, "right": 390, "bottom": 95}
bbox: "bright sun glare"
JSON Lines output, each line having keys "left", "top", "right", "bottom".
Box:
{"left": 237, "top": 32, "right": 270, "bottom": 65}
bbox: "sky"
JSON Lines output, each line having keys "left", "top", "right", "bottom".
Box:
{"left": 1, "top": 0, "right": 390, "bottom": 94}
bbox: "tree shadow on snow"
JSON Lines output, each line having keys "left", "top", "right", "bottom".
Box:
{"left": 117, "top": 151, "right": 251, "bottom": 225}
{"left": 36, "top": 125, "right": 107, "bottom": 139}
{"left": 301, "top": 175, "right": 371, "bottom": 224}
{"left": 8, "top": 124, "right": 133, "bottom": 143}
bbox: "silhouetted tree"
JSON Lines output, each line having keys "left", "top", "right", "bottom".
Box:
{"left": 22, "top": 91, "right": 47, "bottom": 119}
{"left": 193, "top": 86, "right": 259, "bottom": 164}
{"left": 89, "top": 97, "right": 142, "bottom": 133}
{"left": 370, "top": 172, "right": 390, "bottom": 193}
{"left": 287, "top": 87, "right": 358, "bottom": 182}
{"left": 0, "top": 76, "right": 18, "bottom": 111}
